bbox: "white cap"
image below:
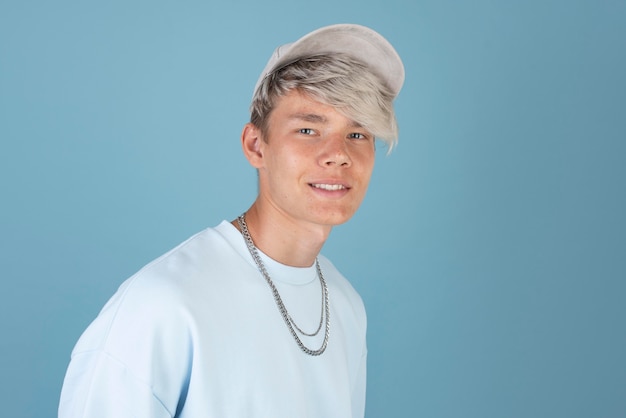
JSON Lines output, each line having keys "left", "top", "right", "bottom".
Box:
{"left": 253, "top": 23, "right": 405, "bottom": 98}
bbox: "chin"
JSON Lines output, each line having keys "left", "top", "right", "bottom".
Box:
{"left": 313, "top": 209, "right": 358, "bottom": 227}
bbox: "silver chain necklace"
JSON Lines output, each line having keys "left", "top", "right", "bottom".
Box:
{"left": 237, "top": 213, "right": 330, "bottom": 356}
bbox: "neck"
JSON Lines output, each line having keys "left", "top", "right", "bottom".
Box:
{"left": 232, "top": 202, "right": 331, "bottom": 267}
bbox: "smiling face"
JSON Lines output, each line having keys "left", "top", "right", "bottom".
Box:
{"left": 243, "top": 89, "right": 376, "bottom": 230}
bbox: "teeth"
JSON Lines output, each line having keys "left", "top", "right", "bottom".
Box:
{"left": 311, "top": 183, "right": 346, "bottom": 191}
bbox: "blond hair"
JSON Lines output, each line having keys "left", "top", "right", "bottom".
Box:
{"left": 250, "top": 54, "right": 399, "bottom": 151}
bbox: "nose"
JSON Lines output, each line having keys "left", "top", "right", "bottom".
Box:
{"left": 320, "top": 136, "right": 351, "bottom": 167}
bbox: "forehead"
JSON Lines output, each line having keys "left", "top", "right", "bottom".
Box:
{"left": 271, "top": 90, "right": 361, "bottom": 127}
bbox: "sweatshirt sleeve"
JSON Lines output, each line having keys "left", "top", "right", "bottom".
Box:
{"left": 59, "top": 272, "right": 194, "bottom": 418}
{"left": 59, "top": 350, "right": 174, "bottom": 418}
{"left": 352, "top": 345, "right": 367, "bottom": 418}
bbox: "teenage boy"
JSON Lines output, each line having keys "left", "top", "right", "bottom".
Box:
{"left": 60, "top": 23, "right": 404, "bottom": 418}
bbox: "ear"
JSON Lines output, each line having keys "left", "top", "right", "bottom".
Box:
{"left": 241, "top": 123, "right": 265, "bottom": 169}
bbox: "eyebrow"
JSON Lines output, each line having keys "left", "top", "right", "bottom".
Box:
{"left": 288, "top": 113, "right": 327, "bottom": 123}
{"left": 288, "top": 113, "right": 363, "bottom": 128}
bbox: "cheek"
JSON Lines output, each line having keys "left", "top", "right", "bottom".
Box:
{"left": 277, "top": 144, "right": 309, "bottom": 170}
{"left": 358, "top": 153, "right": 376, "bottom": 181}
{"left": 265, "top": 149, "right": 304, "bottom": 185}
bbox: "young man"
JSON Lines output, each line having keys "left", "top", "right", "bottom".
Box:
{"left": 59, "top": 23, "right": 404, "bottom": 418}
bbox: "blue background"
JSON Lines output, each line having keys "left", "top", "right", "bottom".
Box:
{"left": 1, "top": 1, "right": 625, "bottom": 417}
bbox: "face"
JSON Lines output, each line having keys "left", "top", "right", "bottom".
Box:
{"left": 245, "top": 89, "right": 376, "bottom": 230}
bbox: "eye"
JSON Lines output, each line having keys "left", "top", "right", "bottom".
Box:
{"left": 299, "top": 128, "right": 314, "bottom": 135}
{"left": 348, "top": 132, "right": 369, "bottom": 140}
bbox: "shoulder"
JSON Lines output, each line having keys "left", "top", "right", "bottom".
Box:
{"left": 317, "top": 255, "right": 361, "bottom": 297}
{"left": 72, "top": 225, "right": 240, "bottom": 355}
{"left": 317, "top": 254, "right": 366, "bottom": 320}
